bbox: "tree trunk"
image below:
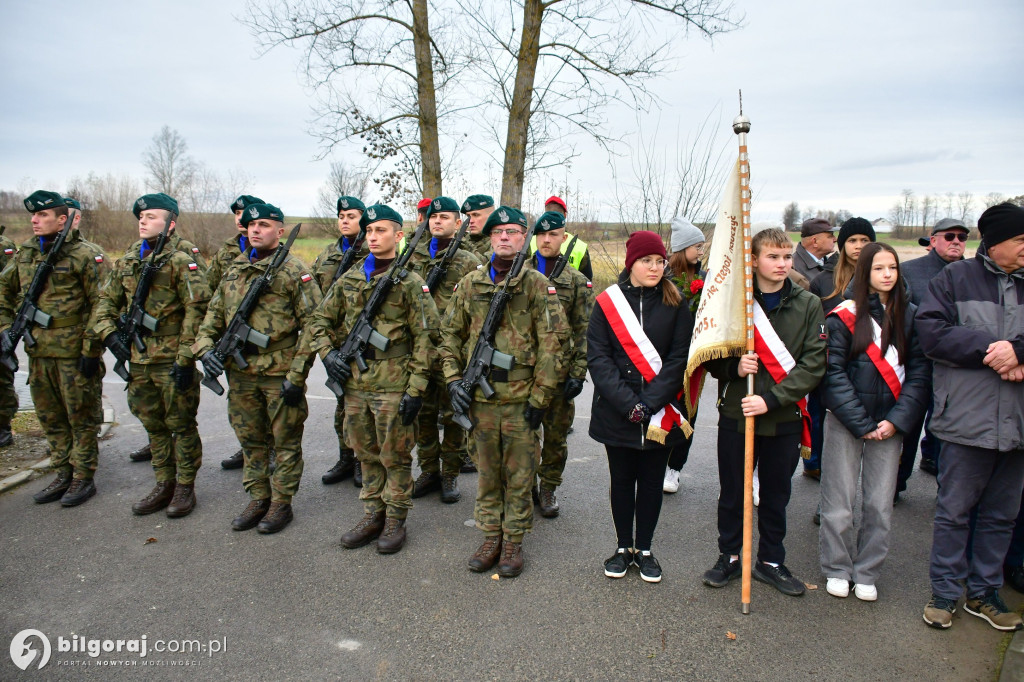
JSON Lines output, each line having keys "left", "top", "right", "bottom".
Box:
{"left": 412, "top": 0, "right": 443, "bottom": 198}
{"left": 500, "top": 0, "right": 544, "bottom": 207}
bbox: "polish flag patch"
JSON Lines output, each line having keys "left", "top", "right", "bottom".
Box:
{"left": 586, "top": 281, "right": 593, "bottom": 288}
{"left": 547, "top": 286, "right": 557, "bottom": 295}
{"left": 3, "top": 249, "right": 12, "bottom": 255}
{"left": 300, "top": 273, "right": 312, "bottom": 283}
{"left": 422, "top": 284, "right": 430, "bottom": 293}
{"left": 188, "top": 262, "right": 199, "bottom": 271}
{"left": 94, "top": 255, "right": 104, "bottom": 263}
{"left": 191, "top": 247, "right": 200, "bottom": 254}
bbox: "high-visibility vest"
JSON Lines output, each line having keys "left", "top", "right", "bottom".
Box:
{"left": 529, "top": 231, "right": 588, "bottom": 269}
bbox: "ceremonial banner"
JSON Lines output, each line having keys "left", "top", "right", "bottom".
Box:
{"left": 683, "top": 157, "right": 748, "bottom": 416}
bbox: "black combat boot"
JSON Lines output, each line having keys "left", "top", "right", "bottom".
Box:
{"left": 60, "top": 478, "right": 96, "bottom": 507}
{"left": 0, "top": 422, "right": 13, "bottom": 448}
{"left": 412, "top": 471, "right": 441, "bottom": 498}
{"left": 459, "top": 451, "right": 476, "bottom": 473}
{"left": 33, "top": 470, "right": 72, "bottom": 504}
{"left": 353, "top": 459, "right": 363, "bottom": 488}
{"left": 128, "top": 443, "right": 152, "bottom": 462}
{"left": 231, "top": 498, "right": 270, "bottom": 531}
{"left": 440, "top": 474, "right": 461, "bottom": 503}
{"left": 538, "top": 485, "right": 560, "bottom": 518}
{"left": 322, "top": 448, "right": 355, "bottom": 484}
{"left": 221, "top": 448, "right": 244, "bottom": 470}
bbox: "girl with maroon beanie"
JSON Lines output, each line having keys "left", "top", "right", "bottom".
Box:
{"left": 587, "top": 231, "right": 692, "bottom": 582}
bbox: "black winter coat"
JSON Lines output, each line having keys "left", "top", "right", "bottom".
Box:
{"left": 587, "top": 271, "right": 692, "bottom": 449}
{"left": 822, "top": 293, "right": 931, "bottom": 437}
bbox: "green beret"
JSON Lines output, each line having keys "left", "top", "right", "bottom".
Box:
{"left": 360, "top": 204, "right": 404, "bottom": 229}
{"left": 231, "top": 195, "right": 264, "bottom": 213}
{"left": 240, "top": 203, "right": 285, "bottom": 227}
{"left": 461, "top": 194, "right": 494, "bottom": 213}
{"left": 426, "top": 196, "right": 460, "bottom": 219}
{"left": 336, "top": 196, "right": 366, "bottom": 214}
{"left": 482, "top": 206, "right": 528, "bottom": 236}
{"left": 533, "top": 211, "right": 565, "bottom": 234}
{"left": 133, "top": 193, "right": 179, "bottom": 218}
{"left": 63, "top": 197, "right": 82, "bottom": 210}
{"left": 23, "top": 190, "right": 65, "bottom": 213}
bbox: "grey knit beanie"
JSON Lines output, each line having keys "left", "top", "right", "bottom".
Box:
{"left": 670, "top": 216, "right": 704, "bottom": 252}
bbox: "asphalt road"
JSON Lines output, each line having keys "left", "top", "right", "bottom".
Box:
{"left": 0, "top": 354, "right": 1015, "bottom": 681}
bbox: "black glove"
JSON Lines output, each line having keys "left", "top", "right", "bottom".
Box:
{"left": 564, "top": 377, "right": 585, "bottom": 401}
{"left": 0, "top": 329, "right": 16, "bottom": 356}
{"left": 524, "top": 403, "right": 545, "bottom": 430}
{"left": 398, "top": 392, "right": 423, "bottom": 426}
{"left": 200, "top": 351, "right": 224, "bottom": 379}
{"left": 627, "top": 402, "right": 652, "bottom": 424}
{"left": 103, "top": 332, "right": 131, "bottom": 362}
{"left": 78, "top": 355, "right": 101, "bottom": 378}
{"left": 280, "top": 380, "right": 304, "bottom": 407}
{"left": 448, "top": 380, "right": 472, "bottom": 413}
{"left": 324, "top": 349, "right": 352, "bottom": 384}
{"left": 170, "top": 363, "right": 195, "bottom": 391}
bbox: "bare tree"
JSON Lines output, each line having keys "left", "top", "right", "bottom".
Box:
{"left": 242, "top": 0, "right": 468, "bottom": 202}
{"left": 142, "top": 125, "right": 196, "bottom": 197}
{"left": 312, "top": 161, "right": 373, "bottom": 234}
{"left": 957, "top": 191, "right": 974, "bottom": 225}
{"left": 920, "top": 194, "right": 935, "bottom": 228}
{"left": 983, "top": 192, "right": 1007, "bottom": 209}
{"left": 781, "top": 202, "right": 800, "bottom": 231}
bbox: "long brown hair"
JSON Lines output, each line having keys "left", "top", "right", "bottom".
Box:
{"left": 827, "top": 250, "right": 858, "bottom": 301}
{"left": 669, "top": 251, "right": 698, "bottom": 280}
{"left": 848, "top": 242, "right": 907, "bottom": 362}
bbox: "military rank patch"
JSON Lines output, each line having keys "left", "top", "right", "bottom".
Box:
{"left": 586, "top": 281, "right": 593, "bottom": 288}
{"left": 547, "top": 286, "right": 557, "bottom": 295}
{"left": 188, "top": 262, "right": 198, "bottom": 271}
{"left": 94, "top": 255, "right": 104, "bottom": 263}
{"left": 422, "top": 284, "right": 430, "bottom": 293}
{"left": 300, "top": 273, "right": 312, "bottom": 283}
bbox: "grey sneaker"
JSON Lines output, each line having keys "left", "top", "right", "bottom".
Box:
{"left": 923, "top": 595, "right": 957, "bottom": 629}
{"left": 964, "top": 591, "right": 1023, "bottom": 631}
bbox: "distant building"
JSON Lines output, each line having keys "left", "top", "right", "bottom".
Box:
{"left": 872, "top": 218, "right": 894, "bottom": 233}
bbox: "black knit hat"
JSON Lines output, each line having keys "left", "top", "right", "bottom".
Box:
{"left": 979, "top": 202, "right": 1024, "bottom": 247}
{"left": 837, "top": 217, "right": 876, "bottom": 250}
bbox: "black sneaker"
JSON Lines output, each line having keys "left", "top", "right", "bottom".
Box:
{"left": 604, "top": 548, "right": 631, "bottom": 578}
{"left": 1006, "top": 566, "right": 1024, "bottom": 594}
{"left": 753, "top": 561, "right": 805, "bottom": 596}
{"left": 637, "top": 551, "right": 662, "bottom": 583}
{"left": 703, "top": 553, "right": 741, "bottom": 588}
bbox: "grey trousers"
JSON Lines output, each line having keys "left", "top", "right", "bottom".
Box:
{"left": 819, "top": 412, "right": 903, "bottom": 585}
{"left": 930, "top": 441, "right": 1024, "bottom": 600}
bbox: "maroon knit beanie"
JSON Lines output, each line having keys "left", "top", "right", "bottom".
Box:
{"left": 624, "top": 230, "right": 668, "bottom": 271}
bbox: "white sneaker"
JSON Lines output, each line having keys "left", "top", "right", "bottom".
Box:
{"left": 663, "top": 468, "right": 680, "bottom": 494}
{"left": 854, "top": 583, "right": 877, "bottom": 601}
{"left": 826, "top": 577, "right": 850, "bottom": 598}
{"left": 752, "top": 469, "right": 760, "bottom": 507}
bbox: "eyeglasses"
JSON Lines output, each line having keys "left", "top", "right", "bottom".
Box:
{"left": 940, "top": 232, "right": 967, "bottom": 243}
{"left": 491, "top": 228, "right": 523, "bottom": 237}
{"left": 636, "top": 257, "right": 668, "bottom": 269}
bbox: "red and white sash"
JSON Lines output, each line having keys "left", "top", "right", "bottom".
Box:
{"left": 595, "top": 284, "right": 692, "bottom": 444}
{"left": 829, "top": 299, "right": 905, "bottom": 399}
{"left": 753, "top": 303, "right": 812, "bottom": 453}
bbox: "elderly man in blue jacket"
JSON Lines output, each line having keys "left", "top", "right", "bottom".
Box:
{"left": 918, "top": 203, "right": 1024, "bottom": 632}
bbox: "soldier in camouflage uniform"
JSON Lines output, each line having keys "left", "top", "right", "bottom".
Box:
{"left": 440, "top": 206, "right": 568, "bottom": 577}
{"left": 0, "top": 191, "right": 107, "bottom": 507}
{"left": 311, "top": 195, "right": 367, "bottom": 487}
{"left": 194, "top": 203, "right": 322, "bottom": 534}
{"left": 207, "top": 194, "right": 266, "bottom": 471}
{"left": 0, "top": 226, "right": 17, "bottom": 448}
{"left": 461, "top": 194, "right": 495, "bottom": 260}
{"left": 312, "top": 204, "right": 439, "bottom": 554}
{"left": 406, "top": 196, "right": 482, "bottom": 503}
{"left": 93, "top": 193, "right": 210, "bottom": 517}
{"left": 526, "top": 211, "right": 593, "bottom": 517}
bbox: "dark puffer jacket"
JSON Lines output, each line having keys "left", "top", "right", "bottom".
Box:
{"left": 587, "top": 271, "right": 692, "bottom": 450}
{"left": 822, "top": 293, "right": 931, "bottom": 437}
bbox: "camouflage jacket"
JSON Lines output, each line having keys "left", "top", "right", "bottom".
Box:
{"left": 465, "top": 233, "right": 491, "bottom": 260}
{"left": 93, "top": 235, "right": 211, "bottom": 366}
{"left": 526, "top": 254, "right": 593, "bottom": 382}
{"left": 309, "top": 257, "right": 439, "bottom": 397}
{"left": 407, "top": 238, "right": 484, "bottom": 326}
{"left": 0, "top": 230, "right": 107, "bottom": 359}
{"left": 311, "top": 236, "right": 369, "bottom": 293}
{"left": 174, "top": 235, "right": 208, "bottom": 271}
{"left": 206, "top": 233, "right": 250, "bottom": 293}
{"left": 0, "top": 234, "right": 16, "bottom": 273}
{"left": 193, "top": 252, "right": 322, "bottom": 385}
{"left": 440, "top": 266, "right": 568, "bottom": 408}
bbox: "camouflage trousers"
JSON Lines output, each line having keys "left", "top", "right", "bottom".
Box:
{"left": 227, "top": 371, "right": 307, "bottom": 503}
{"left": 334, "top": 397, "right": 347, "bottom": 453}
{"left": 538, "top": 394, "right": 575, "bottom": 489}
{"left": 29, "top": 356, "right": 104, "bottom": 479}
{"left": 470, "top": 401, "right": 540, "bottom": 542}
{"left": 415, "top": 370, "right": 467, "bottom": 476}
{"left": 344, "top": 389, "right": 416, "bottom": 519}
{"left": 0, "top": 361, "right": 17, "bottom": 426}
{"left": 127, "top": 362, "right": 202, "bottom": 485}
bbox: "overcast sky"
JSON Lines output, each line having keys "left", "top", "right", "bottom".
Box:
{"left": 1, "top": 0, "right": 1020, "bottom": 223}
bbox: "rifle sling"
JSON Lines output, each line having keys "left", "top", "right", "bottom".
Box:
{"left": 47, "top": 314, "right": 84, "bottom": 329}
{"left": 362, "top": 341, "right": 411, "bottom": 361}
{"left": 487, "top": 366, "right": 534, "bottom": 383}
{"left": 245, "top": 331, "right": 299, "bottom": 355}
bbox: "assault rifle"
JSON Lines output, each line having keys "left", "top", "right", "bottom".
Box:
{"left": 423, "top": 217, "right": 470, "bottom": 294}
{"left": 201, "top": 223, "right": 302, "bottom": 396}
{"left": 325, "top": 219, "right": 429, "bottom": 398}
{"left": 331, "top": 228, "right": 366, "bottom": 286}
{"left": 451, "top": 221, "right": 537, "bottom": 431}
{"left": 548, "top": 234, "right": 578, "bottom": 280}
{"left": 0, "top": 209, "right": 77, "bottom": 372}
{"left": 109, "top": 217, "right": 172, "bottom": 381}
